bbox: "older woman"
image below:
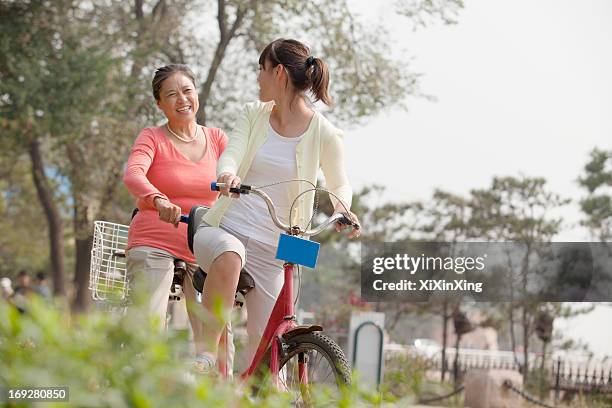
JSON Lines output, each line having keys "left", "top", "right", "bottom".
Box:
{"left": 123, "top": 64, "right": 228, "bottom": 370}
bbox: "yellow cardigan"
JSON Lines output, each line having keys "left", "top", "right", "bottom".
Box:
{"left": 201, "top": 100, "right": 352, "bottom": 230}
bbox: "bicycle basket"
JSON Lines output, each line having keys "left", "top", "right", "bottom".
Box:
{"left": 89, "top": 221, "right": 130, "bottom": 302}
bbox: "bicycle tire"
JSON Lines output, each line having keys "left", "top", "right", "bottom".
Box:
{"left": 257, "top": 331, "right": 350, "bottom": 406}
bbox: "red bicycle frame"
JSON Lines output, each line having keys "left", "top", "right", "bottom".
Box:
{"left": 208, "top": 181, "right": 356, "bottom": 386}
{"left": 239, "top": 262, "right": 308, "bottom": 387}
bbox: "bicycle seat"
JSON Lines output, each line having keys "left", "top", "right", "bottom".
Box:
{"left": 187, "top": 205, "right": 209, "bottom": 253}
{"left": 192, "top": 267, "right": 255, "bottom": 297}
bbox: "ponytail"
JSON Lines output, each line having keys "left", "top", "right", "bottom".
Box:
{"left": 259, "top": 38, "right": 333, "bottom": 106}
{"left": 306, "top": 57, "right": 332, "bottom": 106}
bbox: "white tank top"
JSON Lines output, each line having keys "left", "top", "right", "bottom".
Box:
{"left": 221, "top": 124, "right": 304, "bottom": 247}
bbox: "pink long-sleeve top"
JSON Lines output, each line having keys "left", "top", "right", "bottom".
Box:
{"left": 124, "top": 126, "right": 227, "bottom": 263}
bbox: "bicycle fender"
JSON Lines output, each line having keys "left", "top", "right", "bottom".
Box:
{"left": 281, "top": 325, "right": 323, "bottom": 340}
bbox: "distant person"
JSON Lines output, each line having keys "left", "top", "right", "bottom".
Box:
{"left": 33, "top": 272, "right": 52, "bottom": 299}
{"left": 12, "top": 271, "right": 33, "bottom": 313}
{"left": 13, "top": 270, "right": 33, "bottom": 297}
{"left": 1, "top": 277, "right": 13, "bottom": 301}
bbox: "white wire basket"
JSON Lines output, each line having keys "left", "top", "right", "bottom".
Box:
{"left": 89, "top": 220, "right": 130, "bottom": 303}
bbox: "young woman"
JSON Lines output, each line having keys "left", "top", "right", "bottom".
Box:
{"left": 123, "top": 64, "right": 229, "bottom": 368}
{"left": 193, "top": 39, "right": 361, "bottom": 373}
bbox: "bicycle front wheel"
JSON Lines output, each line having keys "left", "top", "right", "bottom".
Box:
{"left": 270, "top": 331, "right": 351, "bottom": 406}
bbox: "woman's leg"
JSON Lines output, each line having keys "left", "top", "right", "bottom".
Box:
{"left": 193, "top": 226, "right": 246, "bottom": 362}
{"left": 184, "top": 264, "right": 235, "bottom": 373}
{"left": 183, "top": 266, "right": 206, "bottom": 354}
{"left": 241, "top": 239, "right": 284, "bottom": 371}
{"left": 200, "top": 252, "right": 241, "bottom": 357}
{"left": 126, "top": 246, "right": 175, "bottom": 328}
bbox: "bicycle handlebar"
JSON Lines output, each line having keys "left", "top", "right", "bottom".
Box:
{"left": 210, "top": 181, "right": 359, "bottom": 237}
{"left": 211, "top": 181, "right": 252, "bottom": 195}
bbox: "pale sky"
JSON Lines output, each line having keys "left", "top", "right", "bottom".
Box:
{"left": 346, "top": 0, "right": 612, "bottom": 241}
{"left": 345, "top": 0, "right": 612, "bottom": 358}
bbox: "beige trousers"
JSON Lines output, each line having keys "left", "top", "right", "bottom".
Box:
{"left": 126, "top": 245, "right": 235, "bottom": 370}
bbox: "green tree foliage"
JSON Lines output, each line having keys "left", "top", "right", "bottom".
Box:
{"left": 301, "top": 185, "right": 425, "bottom": 340}
{"left": 396, "top": 0, "right": 464, "bottom": 28}
{"left": 1, "top": 0, "right": 464, "bottom": 310}
{"left": 469, "top": 175, "right": 570, "bottom": 383}
{"left": 578, "top": 147, "right": 612, "bottom": 241}
{"left": 0, "top": 294, "right": 399, "bottom": 406}
{"left": 0, "top": 158, "right": 53, "bottom": 277}
{"left": 192, "top": 0, "right": 424, "bottom": 127}
{"left": 0, "top": 298, "right": 319, "bottom": 407}
{"left": 0, "top": 0, "right": 190, "bottom": 307}
{"left": 0, "top": 0, "right": 137, "bottom": 299}
{"left": 307, "top": 174, "right": 596, "bottom": 390}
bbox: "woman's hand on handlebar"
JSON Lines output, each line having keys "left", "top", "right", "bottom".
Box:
{"left": 154, "top": 197, "right": 182, "bottom": 227}
{"left": 334, "top": 206, "right": 361, "bottom": 239}
{"left": 217, "top": 173, "right": 242, "bottom": 198}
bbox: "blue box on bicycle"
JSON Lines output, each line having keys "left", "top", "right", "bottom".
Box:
{"left": 275, "top": 234, "right": 320, "bottom": 268}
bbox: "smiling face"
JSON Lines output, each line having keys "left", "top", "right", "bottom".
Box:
{"left": 156, "top": 73, "right": 199, "bottom": 123}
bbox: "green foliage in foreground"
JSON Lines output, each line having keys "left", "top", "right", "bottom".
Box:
{"left": 1, "top": 299, "right": 247, "bottom": 407}
{"left": 0, "top": 298, "right": 387, "bottom": 408}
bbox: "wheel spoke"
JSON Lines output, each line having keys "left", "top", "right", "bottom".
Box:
{"left": 311, "top": 351, "right": 324, "bottom": 379}
{"left": 322, "top": 365, "right": 333, "bottom": 383}
{"left": 263, "top": 333, "right": 350, "bottom": 406}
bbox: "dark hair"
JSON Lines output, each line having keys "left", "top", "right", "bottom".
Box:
{"left": 36, "top": 272, "right": 46, "bottom": 281}
{"left": 258, "top": 39, "right": 332, "bottom": 106}
{"left": 151, "top": 64, "right": 197, "bottom": 101}
{"left": 17, "top": 270, "right": 28, "bottom": 277}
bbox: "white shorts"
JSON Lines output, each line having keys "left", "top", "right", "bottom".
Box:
{"left": 193, "top": 223, "right": 284, "bottom": 371}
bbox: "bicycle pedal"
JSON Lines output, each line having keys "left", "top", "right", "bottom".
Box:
{"left": 234, "top": 292, "right": 246, "bottom": 308}
{"left": 279, "top": 339, "right": 290, "bottom": 359}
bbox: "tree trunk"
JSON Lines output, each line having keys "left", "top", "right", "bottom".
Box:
{"left": 521, "top": 245, "right": 531, "bottom": 384}
{"left": 66, "top": 0, "right": 177, "bottom": 310}
{"left": 196, "top": 1, "right": 248, "bottom": 124}
{"left": 72, "top": 201, "right": 93, "bottom": 312}
{"left": 453, "top": 334, "right": 461, "bottom": 386}
{"left": 441, "top": 301, "right": 449, "bottom": 381}
{"left": 522, "top": 306, "right": 529, "bottom": 384}
{"left": 540, "top": 341, "right": 548, "bottom": 400}
{"left": 28, "top": 138, "right": 66, "bottom": 296}
{"left": 509, "top": 303, "right": 521, "bottom": 369}
{"left": 65, "top": 139, "right": 95, "bottom": 313}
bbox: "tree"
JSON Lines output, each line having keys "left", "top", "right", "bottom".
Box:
{"left": 469, "top": 175, "right": 570, "bottom": 383}
{"left": 420, "top": 189, "right": 471, "bottom": 381}
{"left": 0, "top": 0, "right": 189, "bottom": 307}
{"left": 195, "top": 0, "right": 422, "bottom": 127}
{"left": 396, "top": 0, "right": 465, "bottom": 28}
{"left": 0, "top": 0, "right": 92, "bottom": 296}
{"left": 578, "top": 148, "right": 612, "bottom": 241}
{"left": 2, "top": 0, "right": 464, "bottom": 312}
{"left": 0, "top": 156, "right": 53, "bottom": 277}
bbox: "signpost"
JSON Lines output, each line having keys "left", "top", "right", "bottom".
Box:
{"left": 349, "top": 312, "right": 385, "bottom": 389}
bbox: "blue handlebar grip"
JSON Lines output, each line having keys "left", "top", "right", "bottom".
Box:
{"left": 180, "top": 215, "right": 189, "bottom": 224}
{"left": 211, "top": 181, "right": 219, "bottom": 191}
